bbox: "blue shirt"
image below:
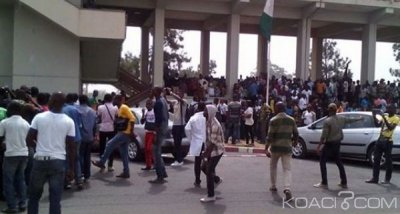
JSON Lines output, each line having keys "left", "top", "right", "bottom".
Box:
{"left": 63, "top": 104, "right": 82, "bottom": 142}
{"left": 77, "top": 104, "right": 97, "bottom": 142}
{"left": 154, "top": 97, "right": 169, "bottom": 130}
{"left": 248, "top": 83, "right": 258, "bottom": 97}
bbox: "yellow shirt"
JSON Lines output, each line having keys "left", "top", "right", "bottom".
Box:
{"left": 381, "top": 115, "right": 400, "bottom": 140}
{"left": 118, "top": 104, "right": 136, "bottom": 134}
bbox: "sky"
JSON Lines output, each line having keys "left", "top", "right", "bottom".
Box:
{"left": 122, "top": 27, "right": 400, "bottom": 82}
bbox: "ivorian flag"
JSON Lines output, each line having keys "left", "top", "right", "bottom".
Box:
{"left": 259, "top": 0, "right": 274, "bottom": 41}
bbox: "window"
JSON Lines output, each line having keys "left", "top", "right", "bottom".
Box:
{"left": 343, "top": 114, "right": 374, "bottom": 129}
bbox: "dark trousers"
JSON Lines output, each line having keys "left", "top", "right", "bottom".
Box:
{"left": 204, "top": 154, "right": 223, "bottom": 197}
{"left": 99, "top": 131, "right": 115, "bottom": 167}
{"left": 172, "top": 125, "right": 185, "bottom": 163}
{"left": 80, "top": 141, "right": 92, "bottom": 179}
{"left": 320, "top": 142, "right": 347, "bottom": 185}
{"left": 194, "top": 145, "right": 205, "bottom": 184}
{"left": 244, "top": 124, "right": 254, "bottom": 144}
{"left": 372, "top": 139, "right": 393, "bottom": 181}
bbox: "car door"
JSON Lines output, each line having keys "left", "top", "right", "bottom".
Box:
{"left": 340, "top": 114, "right": 375, "bottom": 155}
{"left": 301, "top": 118, "right": 326, "bottom": 152}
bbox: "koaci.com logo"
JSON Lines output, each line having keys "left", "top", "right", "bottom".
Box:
{"left": 283, "top": 191, "right": 398, "bottom": 210}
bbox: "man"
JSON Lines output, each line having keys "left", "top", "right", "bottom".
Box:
{"left": 185, "top": 102, "right": 206, "bottom": 187}
{"left": 96, "top": 94, "right": 118, "bottom": 171}
{"left": 314, "top": 103, "right": 355, "bottom": 189}
{"left": 266, "top": 102, "right": 298, "bottom": 202}
{"left": 77, "top": 95, "right": 96, "bottom": 183}
{"left": 92, "top": 95, "right": 135, "bottom": 179}
{"left": 149, "top": 87, "right": 169, "bottom": 184}
{"left": 366, "top": 105, "right": 400, "bottom": 184}
{"left": 165, "top": 88, "right": 187, "bottom": 167}
{"left": 26, "top": 93, "right": 76, "bottom": 214}
{"left": 0, "top": 102, "right": 30, "bottom": 213}
{"left": 88, "top": 90, "right": 99, "bottom": 110}
{"left": 62, "top": 93, "right": 83, "bottom": 190}
{"left": 225, "top": 96, "right": 241, "bottom": 144}
{"left": 200, "top": 105, "right": 225, "bottom": 203}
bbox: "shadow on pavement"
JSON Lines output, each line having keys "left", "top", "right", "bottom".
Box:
{"left": 201, "top": 202, "right": 227, "bottom": 214}
{"left": 147, "top": 183, "right": 167, "bottom": 195}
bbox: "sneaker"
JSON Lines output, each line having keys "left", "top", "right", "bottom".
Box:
{"left": 141, "top": 167, "right": 152, "bottom": 171}
{"left": 76, "top": 183, "right": 84, "bottom": 190}
{"left": 313, "top": 182, "right": 328, "bottom": 189}
{"left": 107, "top": 166, "right": 115, "bottom": 172}
{"left": 194, "top": 182, "right": 201, "bottom": 187}
{"left": 215, "top": 178, "right": 223, "bottom": 187}
{"left": 64, "top": 183, "right": 72, "bottom": 190}
{"left": 200, "top": 196, "right": 216, "bottom": 203}
{"left": 269, "top": 186, "right": 278, "bottom": 192}
{"left": 283, "top": 189, "right": 293, "bottom": 201}
{"left": 91, "top": 161, "right": 105, "bottom": 170}
{"left": 1, "top": 208, "right": 18, "bottom": 213}
{"left": 338, "top": 183, "right": 348, "bottom": 189}
{"left": 116, "top": 173, "right": 130, "bottom": 179}
{"left": 171, "top": 161, "right": 183, "bottom": 167}
{"left": 365, "top": 179, "right": 378, "bottom": 184}
{"left": 380, "top": 180, "right": 391, "bottom": 185}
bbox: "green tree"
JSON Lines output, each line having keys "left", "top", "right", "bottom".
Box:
{"left": 322, "top": 39, "right": 352, "bottom": 79}
{"left": 389, "top": 43, "right": 400, "bottom": 79}
{"left": 163, "top": 29, "right": 191, "bottom": 75}
{"left": 120, "top": 52, "right": 140, "bottom": 77}
{"left": 270, "top": 63, "right": 293, "bottom": 79}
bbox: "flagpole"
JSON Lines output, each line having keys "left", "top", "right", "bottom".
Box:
{"left": 266, "top": 40, "right": 271, "bottom": 105}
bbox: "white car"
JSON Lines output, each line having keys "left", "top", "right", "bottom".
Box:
{"left": 293, "top": 112, "right": 400, "bottom": 166}
{"left": 128, "top": 108, "right": 190, "bottom": 161}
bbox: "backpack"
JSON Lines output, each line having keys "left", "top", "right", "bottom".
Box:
{"left": 185, "top": 103, "right": 197, "bottom": 123}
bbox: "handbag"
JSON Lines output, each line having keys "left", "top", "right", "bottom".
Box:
{"left": 114, "top": 117, "right": 129, "bottom": 131}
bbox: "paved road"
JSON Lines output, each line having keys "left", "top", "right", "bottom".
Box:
{"left": 8, "top": 154, "right": 400, "bottom": 214}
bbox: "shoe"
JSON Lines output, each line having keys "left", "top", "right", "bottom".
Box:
{"left": 116, "top": 173, "right": 130, "bottom": 179}
{"left": 149, "top": 178, "right": 166, "bottom": 184}
{"left": 338, "top": 183, "right": 348, "bottom": 189}
{"left": 380, "top": 180, "right": 391, "bottom": 184}
{"left": 83, "top": 178, "right": 89, "bottom": 183}
{"left": 76, "top": 183, "right": 84, "bottom": 190}
{"left": 313, "top": 182, "right": 328, "bottom": 189}
{"left": 141, "top": 167, "right": 152, "bottom": 171}
{"left": 200, "top": 196, "right": 216, "bottom": 203}
{"left": 91, "top": 161, "right": 105, "bottom": 169}
{"left": 107, "top": 166, "right": 115, "bottom": 172}
{"left": 365, "top": 179, "right": 378, "bottom": 184}
{"left": 269, "top": 186, "right": 278, "bottom": 192}
{"left": 215, "top": 178, "right": 223, "bottom": 187}
{"left": 64, "top": 183, "right": 72, "bottom": 190}
{"left": 283, "top": 189, "right": 293, "bottom": 201}
{"left": 171, "top": 161, "right": 183, "bottom": 167}
{"left": 1, "top": 208, "right": 18, "bottom": 213}
{"left": 194, "top": 182, "right": 201, "bottom": 187}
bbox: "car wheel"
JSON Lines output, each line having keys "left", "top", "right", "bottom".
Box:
{"left": 128, "top": 139, "right": 143, "bottom": 162}
{"left": 292, "top": 139, "right": 307, "bottom": 158}
{"left": 368, "top": 145, "right": 386, "bottom": 168}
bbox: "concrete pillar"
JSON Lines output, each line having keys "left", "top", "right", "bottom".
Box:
{"left": 226, "top": 14, "right": 240, "bottom": 97}
{"left": 361, "top": 23, "right": 377, "bottom": 84}
{"left": 153, "top": 8, "right": 165, "bottom": 87}
{"left": 0, "top": 5, "right": 13, "bottom": 87}
{"left": 140, "top": 27, "right": 150, "bottom": 84}
{"left": 311, "top": 37, "right": 323, "bottom": 80}
{"left": 296, "top": 18, "right": 311, "bottom": 80}
{"left": 257, "top": 35, "right": 268, "bottom": 75}
{"left": 200, "top": 30, "right": 210, "bottom": 76}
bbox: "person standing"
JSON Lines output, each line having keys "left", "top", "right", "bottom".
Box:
{"left": 185, "top": 102, "right": 206, "bottom": 187}
{"left": 77, "top": 95, "right": 96, "bottom": 183}
{"left": 225, "top": 96, "right": 241, "bottom": 144}
{"left": 92, "top": 95, "right": 136, "bottom": 179}
{"left": 266, "top": 102, "right": 299, "bottom": 202}
{"left": 88, "top": 90, "right": 99, "bottom": 110}
{"left": 302, "top": 105, "right": 316, "bottom": 126}
{"left": 366, "top": 105, "right": 400, "bottom": 184}
{"left": 96, "top": 94, "right": 118, "bottom": 172}
{"left": 242, "top": 101, "right": 255, "bottom": 146}
{"left": 165, "top": 88, "right": 187, "bottom": 167}
{"left": 148, "top": 87, "right": 169, "bottom": 184}
{"left": 314, "top": 103, "right": 353, "bottom": 189}
{"left": 26, "top": 93, "right": 76, "bottom": 214}
{"left": 200, "top": 105, "right": 225, "bottom": 203}
{"left": 140, "top": 99, "right": 156, "bottom": 171}
{"left": 0, "top": 102, "right": 30, "bottom": 213}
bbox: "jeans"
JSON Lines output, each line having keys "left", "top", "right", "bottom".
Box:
{"left": 372, "top": 139, "right": 393, "bottom": 181}
{"left": 319, "top": 142, "right": 347, "bottom": 185}
{"left": 194, "top": 144, "right": 205, "bottom": 184}
{"left": 144, "top": 132, "right": 154, "bottom": 168}
{"left": 100, "top": 132, "right": 130, "bottom": 175}
{"left": 66, "top": 142, "right": 82, "bottom": 184}
{"left": 270, "top": 152, "right": 292, "bottom": 190}
{"left": 172, "top": 125, "right": 185, "bottom": 163}
{"left": 99, "top": 131, "right": 116, "bottom": 167}
{"left": 3, "top": 156, "right": 28, "bottom": 210}
{"left": 204, "top": 154, "right": 223, "bottom": 197}
{"left": 244, "top": 124, "right": 254, "bottom": 144}
{"left": 28, "top": 159, "right": 65, "bottom": 214}
{"left": 80, "top": 141, "right": 93, "bottom": 179}
{"left": 25, "top": 147, "right": 34, "bottom": 186}
{"left": 153, "top": 127, "right": 167, "bottom": 179}
{"left": 225, "top": 121, "right": 240, "bottom": 143}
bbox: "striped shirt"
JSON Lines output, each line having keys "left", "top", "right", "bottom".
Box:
{"left": 267, "top": 112, "right": 298, "bottom": 153}
{"left": 206, "top": 118, "right": 225, "bottom": 157}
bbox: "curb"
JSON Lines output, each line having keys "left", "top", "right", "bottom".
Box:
{"left": 225, "top": 146, "right": 265, "bottom": 154}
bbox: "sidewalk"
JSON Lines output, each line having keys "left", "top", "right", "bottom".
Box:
{"left": 225, "top": 140, "right": 266, "bottom": 154}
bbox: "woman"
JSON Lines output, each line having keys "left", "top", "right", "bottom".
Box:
{"left": 201, "top": 105, "right": 225, "bottom": 203}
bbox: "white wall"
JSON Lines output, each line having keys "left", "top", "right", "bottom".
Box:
{"left": 0, "top": 5, "right": 14, "bottom": 87}
{"left": 13, "top": 5, "right": 80, "bottom": 93}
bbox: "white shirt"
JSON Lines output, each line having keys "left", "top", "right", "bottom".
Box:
{"left": 299, "top": 98, "right": 307, "bottom": 110}
{"left": 219, "top": 103, "right": 228, "bottom": 115}
{"left": 97, "top": 102, "right": 118, "bottom": 132}
{"left": 301, "top": 89, "right": 312, "bottom": 102}
{"left": 0, "top": 115, "right": 30, "bottom": 157}
{"left": 31, "top": 111, "right": 75, "bottom": 160}
{"left": 185, "top": 112, "right": 206, "bottom": 156}
{"left": 169, "top": 99, "right": 187, "bottom": 126}
{"left": 302, "top": 110, "right": 316, "bottom": 125}
{"left": 244, "top": 107, "right": 254, "bottom": 126}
